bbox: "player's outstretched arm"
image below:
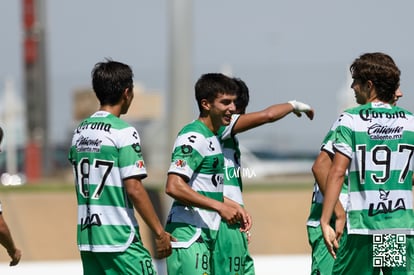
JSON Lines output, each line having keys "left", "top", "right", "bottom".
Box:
{"left": 232, "top": 101, "right": 314, "bottom": 135}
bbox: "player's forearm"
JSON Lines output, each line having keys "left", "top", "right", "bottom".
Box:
{"left": 167, "top": 184, "right": 222, "bottom": 212}
{"left": 320, "top": 173, "right": 344, "bottom": 225}
{"left": 233, "top": 103, "right": 293, "bottom": 134}
{"left": 0, "top": 226, "right": 17, "bottom": 255}
{"left": 166, "top": 174, "right": 223, "bottom": 212}
{"left": 312, "top": 151, "right": 332, "bottom": 194}
{"left": 131, "top": 189, "right": 165, "bottom": 237}
{"left": 124, "top": 179, "right": 165, "bottom": 237}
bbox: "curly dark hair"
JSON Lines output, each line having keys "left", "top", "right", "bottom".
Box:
{"left": 350, "top": 52, "right": 400, "bottom": 103}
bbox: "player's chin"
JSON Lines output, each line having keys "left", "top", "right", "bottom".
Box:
{"left": 222, "top": 116, "right": 232, "bottom": 125}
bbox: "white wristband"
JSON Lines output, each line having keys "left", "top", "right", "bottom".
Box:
{"left": 288, "top": 100, "right": 312, "bottom": 112}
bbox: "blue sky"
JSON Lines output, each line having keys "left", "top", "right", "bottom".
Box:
{"left": 2, "top": 0, "right": 414, "bottom": 156}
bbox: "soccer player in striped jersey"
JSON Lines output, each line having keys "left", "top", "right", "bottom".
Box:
{"left": 321, "top": 52, "right": 414, "bottom": 274}
{"left": 214, "top": 78, "right": 314, "bottom": 275}
{"left": 69, "top": 59, "right": 173, "bottom": 275}
{"left": 164, "top": 73, "right": 251, "bottom": 275}
{"left": 308, "top": 53, "right": 404, "bottom": 275}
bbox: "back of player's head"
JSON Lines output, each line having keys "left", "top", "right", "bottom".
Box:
{"left": 350, "top": 52, "right": 400, "bottom": 103}
{"left": 195, "top": 73, "right": 238, "bottom": 112}
{"left": 233, "top": 77, "right": 250, "bottom": 114}
{"left": 0, "top": 126, "right": 3, "bottom": 144}
{"left": 91, "top": 58, "right": 134, "bottom": 106}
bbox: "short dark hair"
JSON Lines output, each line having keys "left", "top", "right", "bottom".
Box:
{"left": 350, "top": 52, "right": 400, "bottom": 103}
{"left": 233, "top": 78, "right": 250, "bottom": 114}
{"left": 91, "top": 59, "right": 134, "bottom": 106}
{"left": 194, "top": 73, "right": 238, "bottom": 112}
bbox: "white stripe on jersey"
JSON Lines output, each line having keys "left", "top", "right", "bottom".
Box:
{"left": 78, "top": 205, "right": 138, "bottom": 227}
{"left": 168, "top": 205, "right": 222, "bottom": 230}
{"left": 348, "top": 190, "right": 413, "bottom": 211}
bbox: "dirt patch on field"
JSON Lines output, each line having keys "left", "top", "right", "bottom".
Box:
{"left": 0, "top": 178, "right": 313, "bottom": 263}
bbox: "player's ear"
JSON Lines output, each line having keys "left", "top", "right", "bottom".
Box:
{"left": 200, "top": 99, "right": 211, "bottom": 112}
{"left": 366, "top": 80, "right": 373, "bottom": 91}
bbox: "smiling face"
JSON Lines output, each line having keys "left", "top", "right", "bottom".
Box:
{"left": 201, "top": 92, "right": 237, "bottom": 133}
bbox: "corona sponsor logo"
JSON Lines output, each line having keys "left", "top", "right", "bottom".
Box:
{"left": 360, "top": 109, "right": 407, "bottom": 122}
{"left": 76, "top": 121, "right": 112, "bottom": 133}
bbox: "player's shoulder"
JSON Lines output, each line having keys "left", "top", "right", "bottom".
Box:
{"left": 179, "top": 120, "right": 215, "bottom": 138}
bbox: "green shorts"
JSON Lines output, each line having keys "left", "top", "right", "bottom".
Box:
{"left": 334, "top": 234, "right": 414, "bottom": 275}
{"left": 213, "top": 220, "right": 255, "bottom": 275}
{"left": 80, "top": 237, "right": 156, "bottom": 275}
{"left": 166, "top": 240, "right": 211, "bottom": 275}
{"left": 307, "top": 225, "right": 335, "bottom": 275}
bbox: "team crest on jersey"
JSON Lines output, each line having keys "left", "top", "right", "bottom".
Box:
{"left": 135, "top": 160, "right": 145, "bottom": 168}
{"left": 181, "top": 145, "right": 193, "bottom": 154}
{"left": 132, "top": 142, "right": 142, "bottom": 153}
{"left": 174, "top": 159, "right": 187, "bottom": 168}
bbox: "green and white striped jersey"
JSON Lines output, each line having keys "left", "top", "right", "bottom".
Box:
{"left": 218, "top": 114, "right": 244, "bottom": 206}
{"left": 165, "top": 120, "right": 225, "bottom": 247}
{"left": 307, "top": 118, "right": 348, "bottom": 227}
{"left": 68, "top": 111, "right": 147, "bottom": 252}
{"left": 335, "top": 102, "right": 414, "bottom": 235}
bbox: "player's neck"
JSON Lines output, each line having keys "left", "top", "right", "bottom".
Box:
{"left": 99, "top": 105, "right": 122, "bottom": 117}
{"left": 198, "top": 117, "right": 218, "bottom": 134}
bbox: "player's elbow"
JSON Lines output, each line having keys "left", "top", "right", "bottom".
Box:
{"left": 165, "top": 173, "right": 185, "bottom": 198}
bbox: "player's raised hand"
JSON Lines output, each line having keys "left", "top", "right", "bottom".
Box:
{"left": 288, "top": 100, "right": 315, "bottom": 120}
